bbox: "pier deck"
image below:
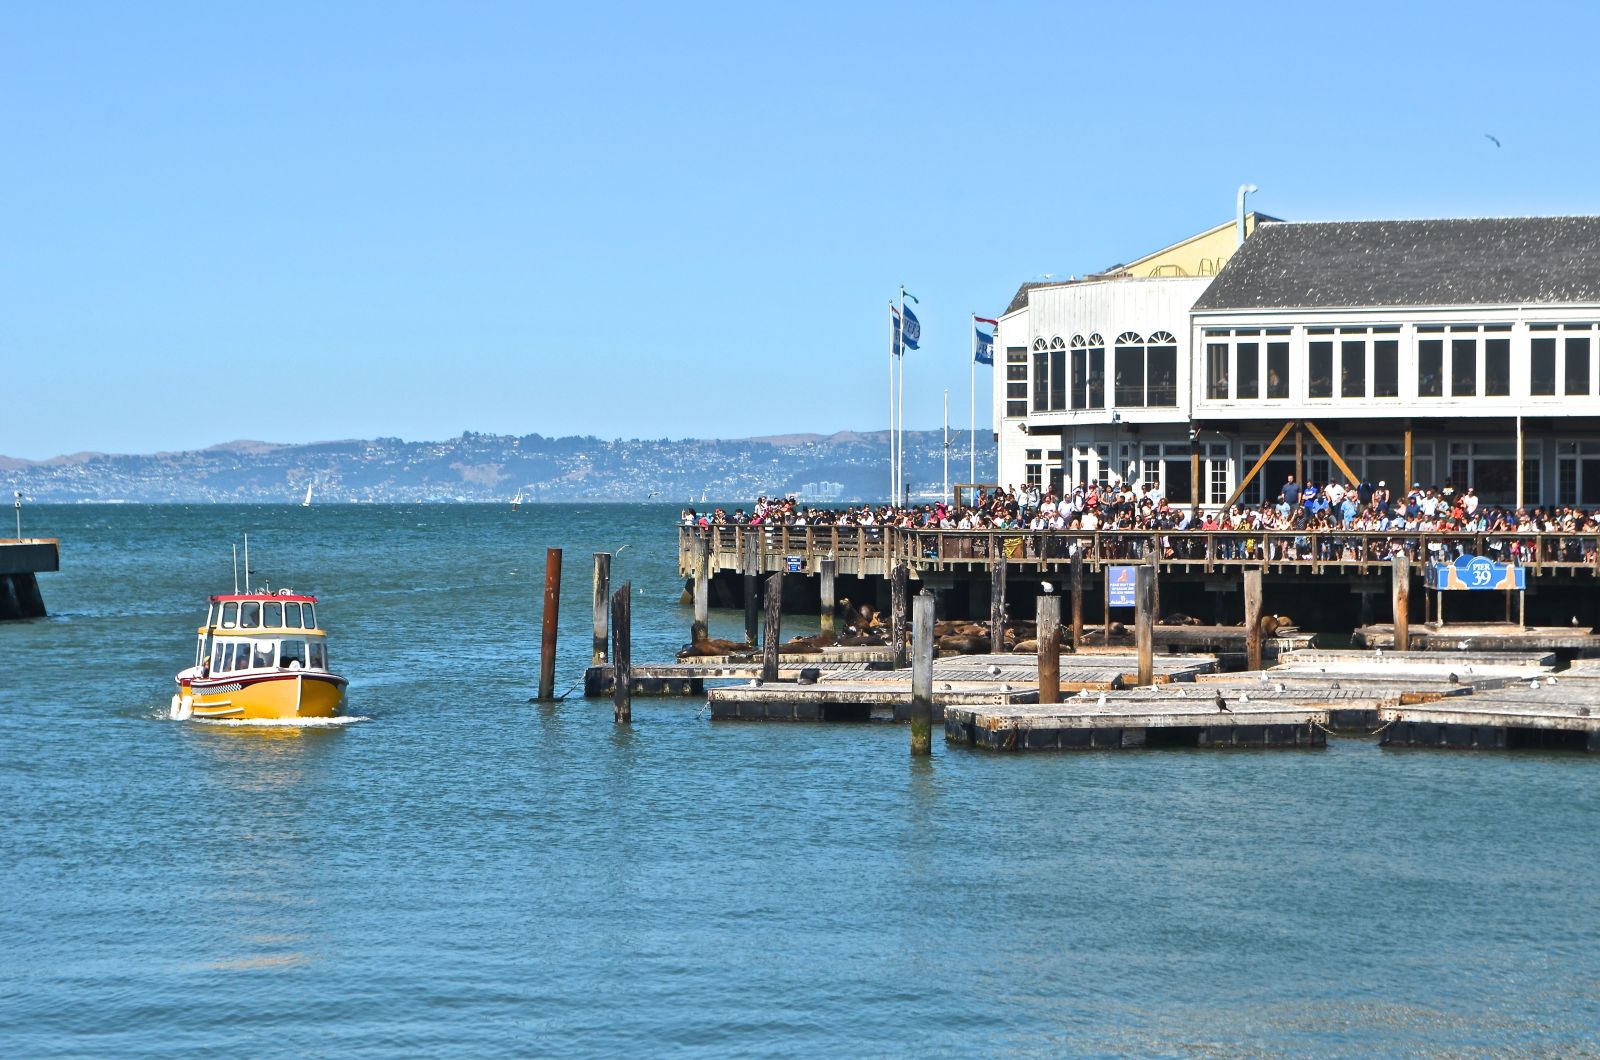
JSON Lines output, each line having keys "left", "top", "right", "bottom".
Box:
{"left": 0, "top": 538, "right": 59, "bottom": 620}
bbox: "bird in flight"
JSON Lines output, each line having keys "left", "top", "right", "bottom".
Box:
{"left": 1484, "top": 133, "right": 1501, "bottom": 148}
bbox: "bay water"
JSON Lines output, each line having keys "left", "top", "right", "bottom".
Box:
{"left": 3, "top": 504, "right": 1598, "bottom": 1056}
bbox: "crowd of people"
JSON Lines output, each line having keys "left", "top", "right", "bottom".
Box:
{"left": 680, "top": 477, "right": 1600, "bottom": 564}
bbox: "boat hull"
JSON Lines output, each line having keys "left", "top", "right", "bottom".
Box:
{"left": 178, "top": 672, "right": 348, "bottom": 720}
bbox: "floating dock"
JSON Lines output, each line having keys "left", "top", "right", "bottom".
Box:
{"left": 1379, "top": 680, "right": 1600, "bottom": 752}
{"left": 705, "top": 653, "right": 1218, "bottom": 723}
{"left": 1353, "top": 622, "right": 1600, "bottom": 654}
{"left": 583, "top": 647, "right": 897, "bottom": 697}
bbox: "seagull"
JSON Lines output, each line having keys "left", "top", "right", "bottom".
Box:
{"left": 987, "top": 664, "right": 1003, "bottom": 676}
{"left": 1484, "top": 133, "right": 1501, "bottom": 148}
{"left": 1331, "top": 681, "right": 1342, "bottom": 690}
{"left": 941, "top": 683, "right": 952, "bottom": 691}
{"left": 1041, "top": 581, "right": 1055, "bottom": 594}
{"left": 1096, "top": 693, "right": 1107, "bottom": 706}
{"left": 1275, "top": 682, "right": 1286, "bottom": 693}
{"left": 1448, "top": 672, "right": 1460, "bottom": 684}
{"left": 1258, "top": 671, "right": 1269, "bottom": 683}
{"left": 1239, "top": 692, "right": 1250, "bottom": 703}
{"left": 1176, "top": 688, "right": 1187, "bottom": 698}
{"left": 1214, "top": 692, "right": 1231, "bottom": 712}
{"left": 1578, "top": 706, "right": 1592, "bottom": 717}
{"left": 1573, "top": 616, "right": 1583, "bottom": 627}
{"left": 1547, "top": 676, "right": 1558, "bottom": 685}
{"left": 615, "top": 544, "right": 631, "bottom": 556}
{"left": 1528, "top": 681, "right": 1542, "bottom": 691}
{"left": 1001, "top": 683, "right": 1013, "bottom": 692}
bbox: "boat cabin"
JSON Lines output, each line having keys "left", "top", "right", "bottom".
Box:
{"left": 196, "top": 592, "right": 329, "bottom": 675}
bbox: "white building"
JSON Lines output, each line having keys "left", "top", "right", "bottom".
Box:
{"left": 996, "top": 214, "right": 1600, "bottom": 508}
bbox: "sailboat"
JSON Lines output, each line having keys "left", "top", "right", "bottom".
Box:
{"left": 511, "top": 488, "right": 524, "bottom": 510}
{"left": 301, "top": 481, "right": 314, "bottom": 507}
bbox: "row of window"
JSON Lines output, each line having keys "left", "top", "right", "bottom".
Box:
{"left": 215, "top": 599, "right": 319, "bottom": 630}
{"left": 1030, "top": 332, "right": 1179, "bottom": 411}
{"left": 208, "top": 638, "right": 329, "bottom": 673}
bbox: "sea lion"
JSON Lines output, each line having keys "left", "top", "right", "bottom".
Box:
{"left": 1011, "top": 638, "right": 1039, "bottom": 653}
{"left": 937, "top": 634, "right": 989, "bottom": 655}
{"left": 677, "top": 637, "right": 753, "bottom": 660}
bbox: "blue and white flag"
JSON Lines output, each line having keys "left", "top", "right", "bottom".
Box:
{"left": 974, "top": 323, "right": 995, "bottom": 365}
{"left": 894, "top": 304, "right": 920, "bottom": 354}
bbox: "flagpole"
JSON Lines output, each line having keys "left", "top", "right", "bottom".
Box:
{"left": 943, "top": 388, "right": 949, "bottom": 504}
{"left": 970, "top": 313, "right": 977, "bottom": 487}
{"left": 888, "top": 302, "right": 896, "bottom": 504}
{"left": 897, "top": 286, "right": 906, "bottom": 506}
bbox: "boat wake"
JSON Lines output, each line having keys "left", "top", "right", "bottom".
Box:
{"left": 190, "top": 715, "right": 372, "bottom": 728}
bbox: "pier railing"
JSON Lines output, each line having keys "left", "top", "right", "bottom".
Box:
{"left": 679, "top": 525, "right": 1600, "bottom": 578}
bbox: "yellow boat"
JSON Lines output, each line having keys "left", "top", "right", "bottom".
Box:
{"left": 172, "top": 590, "right": 348, "bottom": 720}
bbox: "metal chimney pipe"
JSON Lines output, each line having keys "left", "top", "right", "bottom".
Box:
{"left": 1236, "top": 184, "right": 1259, "bottom": 246}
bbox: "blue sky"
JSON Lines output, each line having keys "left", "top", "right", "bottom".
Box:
{"left": 4, "top": 1, "right": 1597, "bottom": 458}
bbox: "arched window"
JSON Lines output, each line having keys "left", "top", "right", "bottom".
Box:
{"left": 1147, "top": 333, "right": 1178, "bottom": 407}
{"left": 1073, "top": 333, "right": 1106, "bottom": 411}
{"left": 1032, "top": 339, "right": 1049, "bottom": 412}
{"left": 1049, "top": 336, "right": 1066, "bottom": 349}
{"left": 1032, "top": 338, "right": 1047, "bottom": 351}
{"left": 1071, "top": 334, "right": 1087, "bottom": 348}
{"left": 1114, "top": 332, "right": 1147, "bottom": 408}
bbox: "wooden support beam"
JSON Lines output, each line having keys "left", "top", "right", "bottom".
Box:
{"left": 742, "top": 532, "right": 759, "bottom": 647}
{"left": 592, "top": 552, "right": 610, "bottom": 666}
{"left": 1244, "top": 568, "right": 1263, "bottom": 673}
{"left": 691, "top": 536, "right": 710, "bottom": 644}
{"left": 1392, "top": 553, "right": 1410, "bottom": 651}
{"left": 1135, "top": 565, "right": 1154, "bottom": 687}
{"left": 1224, "top": 420, "right": 1296, "bottom": 508}
{"left": 1037, "top": 593, "right": 1061, "bottom": 704}
{"left": 1403, "top": 422, "right": 1414, "bottom": 490}
{"left": 611, "top": 582, "right": 631, "bottom": 724}
{"left": 538, "top": 547, "right": 562, "bottom": 701}
{"left": 761, "top": 571, "right": 784, "bottom": 683}
{"left": 1303, "top": 420, "right": 1359, "bottom": 486}
{"left": 890, "top": 563, "right": 909, "bottom": 668}
{"left": 1294, "top": 425, "right": 1305, "bottom": 487}
{"left": 1069, "top": 550, "right": 1083, "bottom": 651}
{"left": 910, "top": 593, "right": 934, "bottom": 756}
{"left": 989, "top": 555, "right": 1006, "bottom": 652}
{"left": 819, "top": 557, "right": 837, "bottom": 638}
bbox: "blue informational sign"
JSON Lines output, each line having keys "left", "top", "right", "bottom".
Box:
{"left": 1107, "top": 565, "right": 1137, "bottom": 608}
{"left": 1431, "top": 554, "right": 1525, "bottom": 591}
{"left": 786, "top": 555, "right": 804, "bottom": 573}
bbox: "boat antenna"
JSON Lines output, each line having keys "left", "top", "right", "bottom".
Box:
{"left": 232, "top": 544, "right": 239, "bottom": 594}
{"left": 244, "top": 533, "right": 251, "bottom": 594}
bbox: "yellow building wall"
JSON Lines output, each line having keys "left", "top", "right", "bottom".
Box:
{"left": 1118, "top": 215, "right": 1268, "bottom": 279}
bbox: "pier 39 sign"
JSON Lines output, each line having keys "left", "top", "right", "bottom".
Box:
{"left": 1430, "top": 554, "right": 1526, "bottom": 591}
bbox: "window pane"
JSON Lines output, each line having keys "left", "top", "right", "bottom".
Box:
{"left": 1032, "top": 352, "right": 1048, "bottom": 412}
{"left": 220, "top": 602, "right": 238, "bottom": 629}
{"left": 1451, "top": 338, "right": 1476, "bottom": 396}
{"left": 1071, "top": 349, "right": 1087, "bottom": 409}
{"left": 1373, "top": 339, "right": 1399, "bottom": 397}
{"left": 1309, "top": 341, "right": 1333, "bottom": 398}
{"left": 1206, "top": 343, "right": 1228, "bottom": 399}
{"left": 1049, "top": 349, "right": 1067, "bottom": 410}
{"left": 1532, "top": 337, "right": 1556, "bottom": 395}
{"left": 284, "top": 602, "right": 303, "bottom": 629}
{"left": 1114, "top": 345, "right": 1145, "bottom": 407}
{"left": 1266, "top": 342, "right": 1289, "bottom": 398}
{"left": 1341, "top": 339, "right": 1366, "bottom": 398}
{"left": 1419, "top": 339, "right": 1443, "bottom": 396}
{"left": 1236, "top": 342, "right": 1260, "bottom": 400}
{"left": 239, "top": 602, "right": 261, "bottom": 629}
{"left": 1088, "top": 349, "right": 1105, "bottom": 408}
{"left": 1484, "top": 337, "right": 1510, "bottom": 396}
{"left": 1566, "top": 336, "right": 1591, "bottom": 395}
{"left": 303, "top": 605, "right": 317, "bottom": 630}
{"left": 1147, "top": 345, "right": 1177, "bottom": 406}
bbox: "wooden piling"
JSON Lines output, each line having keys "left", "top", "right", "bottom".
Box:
{"left": 891, "top": 562, "right": 909, "bottom": 668}
{"left": 761, "top": 570, "right": 784, "bottom": 683}
{"left": 1244, "top": 568, "right": 1263, "bottom": 672}
{"left": 538, "top": 547, "right": 562, "bottom": 701}
{"left": 691, "top": 535, "right": 710, "bottom": 644}
{"left": 820, "top": 557, "right": 837, "bottom": 638}
{"left": 1037, "top": 593, "right": 1061, "bottom": 705}
{"left": 1070, "top": 549, "right": 1083, "bottom": 651}
{"left": 742, "top": 532, "right": 759, "bottom": 646}
{"left": 592, "top": 552, "right": 610, "bottom": 666}
{"left": 611, "top": 582, "right": 631, "bottom": 724}
{"left": 1135, "top": 564, "right": 1154, "bottom": 687}
{"left": 989, "top": 555, "right": 1006, "bottom": 652}
{"left": 1392, "top": 553, "right": 1411, "bottom": 651}
{"left": 910, "top": 592, "right": 935, "bottom": 756}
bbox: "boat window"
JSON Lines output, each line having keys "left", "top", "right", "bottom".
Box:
{"left": 220, "top": 602, "right": 238, "bottom": 629}
{"left": 252, "top": 642, "right": 276, "bottom": 668}
{"left": 284, "top": 603, "right": 303, "bottom": 629}
{"left": 263, "top": 601, "right": 283, "bottom": 626}
{"left": 239, "top": 602, "right": 261, "bottom": 629}
{"left": 302, "top": 604, "right": 317, "bottom": 629}
{"left": 280, "top": 639, "right": 307, "bottom": 670}
{"left": 308, "top": 641, "right": 327, "bottom": 670}
{"left": 216, "top": 643, "right": 234, "bottom": 672}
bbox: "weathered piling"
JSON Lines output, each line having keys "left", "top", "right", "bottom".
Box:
{"left": 761, "top": 570, "right": 784, "bottom": 683}
{"left": 1038, "top": 593, "right": 1061, "bottom": 704}
{"left": 910, "top": 593, "right": 935, "bottom": 755}
{"left": 538, "top": 547, "right": 562, "bottom": 701}
{"left": 691, "top": 536, "right": 710, "bottom": 645}
{"left": 592, "top": 552, "right": 610, "bottom": 665}
{"left": 1244, "top": 568, "right": 1263, "bottom": 672}
{"left": 1392, "top": 553, "right": 1411, "bottom": 650}
{"left": 1135, "top": 564, "right": 1154, "bottom": 687}
{"left": 989, "top": 556, "right": 1006, "bottom": 652}
{"left": 1070, "top": 550, "right": 1083, "bottom": 651}
{"left": 611, "top": 582, "right": 631, "bottom": 723}
{"left": 891, "top": 563, "right": 909, "bottom": 668}
{"left": 820, "top": 557, "right": 837, "bottom": 638}
{"left": 743, "top": 532, "right": 759, "bottom": 646}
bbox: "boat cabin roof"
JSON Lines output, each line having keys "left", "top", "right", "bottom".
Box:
{"left": 211, "top": 592, "right": 318, "bottom": 603}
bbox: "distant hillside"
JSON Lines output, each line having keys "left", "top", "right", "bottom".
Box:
{"left": 3, "top": 430, "right": 997, "bottom": 504}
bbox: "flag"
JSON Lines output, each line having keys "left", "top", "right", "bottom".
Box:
{"left": 896, "top": 305, "right": 920, "bottom": 353}
{"left": 974, "top": 323, "right": 994, "bottom": 365}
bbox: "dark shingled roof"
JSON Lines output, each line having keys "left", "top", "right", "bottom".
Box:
{"left": 1192, "top": 217, "right": 1600, "bottom": 311}
{"left": 1004, "top": 280, "right": 1058, "bottom": 315}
